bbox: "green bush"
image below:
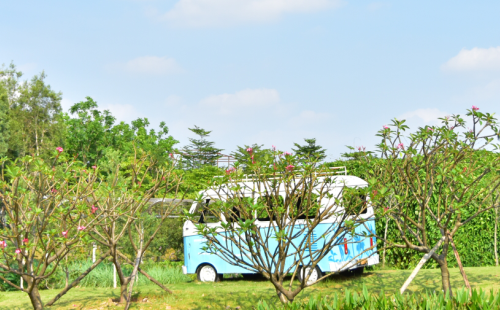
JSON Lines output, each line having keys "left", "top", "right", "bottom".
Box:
{"left": 44, "top": 260, "right": 191, "bottom": 289}
{"left": 0, "top": 271, "right": 20, "bottom": 292}
{"left": 326, "top": 157, "right": 500, "bottom": 269}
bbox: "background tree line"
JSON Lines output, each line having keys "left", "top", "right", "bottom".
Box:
{"left": 2, "top": 61, "right": 500, "bottom": 271}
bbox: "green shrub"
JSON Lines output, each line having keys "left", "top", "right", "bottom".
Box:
{"left": 257, "top": 286, "right": 500, "bottom": 310}
{"left": 44, "top": 260, "right": 191, "bottom": 289}
{"left": 0, "top": 271, "right": 20, "bottom": 292}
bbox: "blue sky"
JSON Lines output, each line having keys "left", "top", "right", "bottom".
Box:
{"left": 2, "top": 0, "right": 500, "bottom": 160}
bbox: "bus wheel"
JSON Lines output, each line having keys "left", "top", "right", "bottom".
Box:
{"left": 197, "top": 265, "right": 221, "bottom": 282}
{"left": 298, "top": 266, "right": 322, "bottom": 285}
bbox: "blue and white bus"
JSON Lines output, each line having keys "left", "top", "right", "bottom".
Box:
{"left": 182, "top": 169, "right": 379, "bottom": 283}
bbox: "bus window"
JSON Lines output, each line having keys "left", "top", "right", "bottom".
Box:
{"left": 192, "top": 199, "right": 220, "bottom": 224}
{"left": 293, "top": 193, "right": 321, "bottom": 219}
{"left": 224, "top": 197, "right": 252, "bottom": 223}
{"left": 256, "top": 195, "right": 284, "bottom": 221}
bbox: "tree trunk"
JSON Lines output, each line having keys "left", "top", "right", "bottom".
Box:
{"left": 438, "top": 259, "right": 452, "bottom": 297}
{"left": 120, "top": 282, "right": 129, "bottom": 304}
{"left": 125, "top": 231, "right": 143, "bottom": 310}
{"left": 28, "top": 285, "right": 44, "bottom": 310}
{"left": 400, "top": 237, "right": 444, "bottom": 294}
{"left": 382, "top": 218, "right": 389, "bottom": 268}
{"left": 495, "top": 206, "right": 498, "bottom": 266}
{"left": 449, "top": 235, "right": 471, "bottom": 296}
{"left": 276, "top": 288, "right": 292, "bottom": 304}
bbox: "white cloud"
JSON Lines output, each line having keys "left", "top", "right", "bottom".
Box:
{"left": 442, "top": 47, "right": 500, "bottom": 72}
{"left": 104, "top": 103, "right": 142, "bottom": 122}
{"left": 113, "top": 56, "right": 184, "bottom": 75}
{"left": 399, "top": 108, "right": 448, "bottom": 124}
{"left": 199, "top": 88, "right": 280, "bottom": 115}
{"left": 162, "top": 0, "right": 341, "bottom": 27}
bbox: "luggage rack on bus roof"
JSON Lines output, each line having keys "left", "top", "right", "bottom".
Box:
{"left": 213, "top": 166, "right": 347, "bottom": 182}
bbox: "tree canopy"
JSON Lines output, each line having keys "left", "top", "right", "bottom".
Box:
{"left": 292, "top": 138, "right": 327, "bottom": 161}
{"left": 182, "top": 125, "right": 222, "bottom": 169}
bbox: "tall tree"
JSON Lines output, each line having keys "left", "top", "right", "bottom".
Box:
{"left": 130, "top": 118, "right": 178, "bottom": 166}
{"left": 292, "top": 138, "right": 327, "bottom": 161}
{"left": 182, "top": 126, "right": 222, "bottom": 168}
{"left": 65, "top": 97, "right": 116, "bottom": 165}
{"left": 0, "top": 62, "right": 23, "bottom": 108}
{"left": 6, "top": 71, "right": 64, "bottom": 158}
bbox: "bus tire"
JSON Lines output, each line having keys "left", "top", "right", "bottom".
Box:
{"left": 197, "top": 264, "right": 221, "bottom": 282}
{"left": 297, "top": 266, "right": 323, "bottom": 285}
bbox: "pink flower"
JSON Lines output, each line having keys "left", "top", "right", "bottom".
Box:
{"left": 286, "top": 165, "right": 295, "bottom": 172}
{"left": 427, "top": 127, "right": 433, "bottom": 131}
{"left": 246, "top": 147, "right": 253, "bottom": 153}
{"left": 56, "top": 147, "right": 63, "bottom": 153}
{"left": 272, "top": 145, "right": 276, "bottom": 151}
{"left": 283, "top": 151, "right": 292, "bottom": 156}
{"left": 357, "top": 146, "right": 366, "bottom": 152}
{"left": 23, "top": 238, "right": 28, "bottom": 244}
{"left": 77, "top": 226, "right": 86, "bottom": 231}
{"left": 91, "top": 205, "right": 98, "bottom": 214}
{"left": 51, "top": 188, "right": 57, "bottom": 193}
{"left": 82, "top": 170, "right": 86, "bottom": 172}
{"left": 397, "top": 143, "right": 404, "bottom": 149}
{"left": 169, "top": 153, "right": 174, "bottom": 159}
{"left": 383, "top": 125, "right": 389, "bottom": 129}
{"left": 92, "top": 165, "right": 97, "bottom": 169}
{"left": 62, "top": 231, "right": 68, "bottom": 238}
{"left": 15, "top": 249, "right": 21, "bottom": 254}
{"left": 472, "top": 106, "right": 479, "bottom": 111}
{"left": 225, "top": 167, "right": 236, "bottom": 175}
{"left": 0, "top": 241, "right": 6, "bottom": 249}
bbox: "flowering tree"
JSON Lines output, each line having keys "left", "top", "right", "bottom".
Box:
{"left": 0, "top": 148, "right": 102, "bottom": 310}
{"left": 364, "top": 107, "right": 500, "bottom": 296}
{"left": 84, "top": 151, "right": 184, "bottom": 306}
{"left": 187, "top": 148, "right": 374, "bottom": 303}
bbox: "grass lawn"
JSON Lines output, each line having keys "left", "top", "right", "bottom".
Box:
{"left": 1, "top": 266, "right": 499, "bottom": 310}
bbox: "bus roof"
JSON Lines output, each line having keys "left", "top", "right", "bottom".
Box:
{"left": 201, "top": 175, "right": 368, "bottom": 197}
